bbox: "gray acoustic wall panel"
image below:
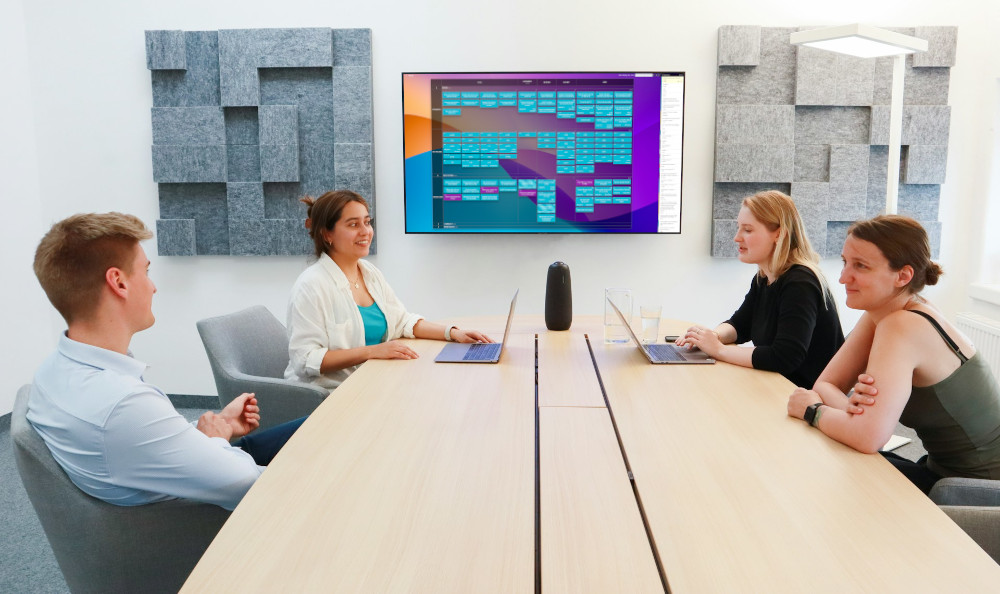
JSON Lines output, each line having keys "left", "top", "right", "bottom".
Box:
{"left": 713, "top": 25, "right": 955, "bottom": 257}
{"left": 146, "top": 27, "right": 375, "bottom": 256}
{"left": 145, "top": 30, "right": 186, "bottom": 70}
{"left": 718, "top": 26, "right": 761, "bottom": 66}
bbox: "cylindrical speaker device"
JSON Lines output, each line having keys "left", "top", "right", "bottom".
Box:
{"left": 545, "top": 261, "right": 572, "bottom": 331}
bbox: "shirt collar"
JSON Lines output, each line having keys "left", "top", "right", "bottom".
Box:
{"left": 57, "top": 332, "right": 149, "bottom": 379}
{"left": 319, "top": 253, "right": 370, "bottom": 288}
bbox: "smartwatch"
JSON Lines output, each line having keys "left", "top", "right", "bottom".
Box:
{"left": 803, "top": 402, "right": 824, "bottom": 426}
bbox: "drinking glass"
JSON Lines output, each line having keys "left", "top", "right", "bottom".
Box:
{"left": 639, "top": 305, "right": 662, "bottom": 344}
{"left": 604, "top": 288, "right": 632, "bottom": 344}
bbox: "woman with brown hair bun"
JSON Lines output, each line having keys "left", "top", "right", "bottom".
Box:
{"left": 788, "top": 215, "right": 1000, "bottom": 493}
{"left": 285, "top": 190, "right": 492, "bottom": 391}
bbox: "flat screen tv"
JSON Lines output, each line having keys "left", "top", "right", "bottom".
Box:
{"left": 403, "top": 71, "right": 685, "bottom": 234}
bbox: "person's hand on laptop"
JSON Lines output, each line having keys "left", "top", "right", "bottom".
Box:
{"left": 451, "top": 329, "right": 494, "bottom": 343}
{"left": 675, "top": 325, "right": 722, "bottom": 357}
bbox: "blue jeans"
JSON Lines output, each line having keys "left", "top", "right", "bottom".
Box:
{"left": 236, "top": 417, "right": 307, "bottom": 466}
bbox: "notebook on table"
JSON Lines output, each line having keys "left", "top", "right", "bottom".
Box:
{"left": 434, "top": 290, "right": 518, "bottom": 363}
{"left": 607, "top": 297, "right": 715, "bottom": 365}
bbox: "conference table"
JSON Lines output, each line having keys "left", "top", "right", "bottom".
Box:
{"left": 182, "top": 315, "right": 1000, "bottom": 593}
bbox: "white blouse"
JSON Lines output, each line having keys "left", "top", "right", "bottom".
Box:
{"left": 284, "top": 254, "right": 423, "bottom": 390}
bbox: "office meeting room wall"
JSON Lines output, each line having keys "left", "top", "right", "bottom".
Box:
{"left": 2, "top": 0, "right": 999, "bottom": 412}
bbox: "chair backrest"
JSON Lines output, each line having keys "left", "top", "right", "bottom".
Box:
{"left": 197, "top": 305, "right": 290, "bottom": 384}
{"left": 12, "top": 385, "right": 230, "bottom": 594}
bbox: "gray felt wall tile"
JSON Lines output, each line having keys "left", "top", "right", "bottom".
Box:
{"left": 866, "top": 145, "right": 889, "bottom": 217}
{"left": 794, "top": 144, "right": 830, "bottom": 182}
{"left": 870, "top": 105, "right": 952, "bottom": 145}
{"left": 225, "top": 107, "right": 260, "bottom": 145}
{"left": 150, "top": 31, "right": 220, "bottom": 108}
{"left": 333, "top": 29, "right": 372, "bottom": 65}
{"left": 152, "top": 145, "right": 227, "bottom": 183}
{"left": 904, "top": 145, "right": 948, "bottom": 184}
{"left": 716, "top": 105, "right": 794, "bottom": 144}
{"left": 789, "top": 182, "right": 829, "bottom": 255}
{"left": 260, "top": 68, "right": 335, "bottom": 146}
{"left": 151, "top": 107, "right": 225, "bottom": 145}
{"left": 229, "top": 219, "right": 313, "bottom": 256}
{"left": 716, "top": 27, "right": 797, "bottom": 106}
{"left": 925, "top": 221, "right": 942, "bottom": 258}
{"left": 794, "top": 46, "right": 874, "bottom": 106}
{"left": 260, "top": 145, "right": 301, "bottom": 182}
{"left": 718, "top": 26, "right": 761, "bottom": 66}
{"left": 259, "top": 105, "right": 299, "bottom": 145}
{"left": 146, "top": 30, "right": 186, "bottom": 70}
{"left": 828, "top": 145, "right": 869, "bottom": 220}
{"left": 913, "top": 27, "right": 957, "bottom": 68}
{"left": 218, "top": 28, "right": 334, "bottom": 106}
{"left": 872, "top": 58, "right": 951, "bottom": 106}
{"left": 227, "top": 183, "right": 265, "bottom": 220}
{"left": 334, "top": 143, "right": 374, "bottom": 201}
{"left": 716, "top": 144, "right": 794, "bottom": 183}
{"left": 157, "top": 183, "right": 230, "bottom": 255}
{"left": 713, "top": 219, "right": 739, "bottom": 257}
{"left": 333, "top": 66, "right": 374, "bottom": 144}
{"left": 795, "top": 106, "right": 870, "bottom": 145}
{"left": 226, "top": 145, "right": 261, "bottom": 182}
{"left": 156, "top": 219, "right": 196, "bottom": 256}
{"left": 898, "top": 185, "right": 941, "bottom": 221}
{"left": 825, "top": 221, "right": 852, "bottom": 258}
{"left": 712, "top": 182, "right": 792, "bottom": 219}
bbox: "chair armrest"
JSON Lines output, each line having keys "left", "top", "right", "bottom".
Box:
{"left": 224, "top": 371, "right": 330, "bottom": 402}
{"left": 930, "top": 477, "right": 1000, "bottom": 506}
{"left": 940, "top": 505, "right": 1000, "bottom": 563}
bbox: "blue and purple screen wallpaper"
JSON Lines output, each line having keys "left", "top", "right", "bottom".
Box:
{"left": 403, "top": 72, "right": 685, "bottom": 234}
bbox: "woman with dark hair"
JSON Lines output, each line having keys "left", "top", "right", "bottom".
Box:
{"left": 285, "top": 190, "right": 491, "bottom": 390}
{"left": 788, "top": 215, "right": 1000, "bottom": 493}
{"left": 677, "top": 190, "right": 844, "bottom": 387}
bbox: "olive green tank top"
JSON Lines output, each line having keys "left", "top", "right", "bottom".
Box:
{"left": 898, "top": 310, "right": 1000, "bottom": 479}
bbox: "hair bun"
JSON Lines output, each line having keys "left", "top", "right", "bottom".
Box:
{"left": 925, "top": 261, "right": 943, "bottom": 286}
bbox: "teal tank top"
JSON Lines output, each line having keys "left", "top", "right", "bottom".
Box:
{"left": 358, "top": 302, "right": 388, "bottom": 346}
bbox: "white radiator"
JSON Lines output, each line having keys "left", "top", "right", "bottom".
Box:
{"left": 955, "top": 312, "right": 1000, "bottom": 381}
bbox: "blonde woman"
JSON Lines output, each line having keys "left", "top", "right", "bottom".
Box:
{"left": 677, "top": 190, "right": 844, "bottom": 387}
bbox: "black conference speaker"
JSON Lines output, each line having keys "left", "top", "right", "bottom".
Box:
{"left": 545, "top": 261, "right": 572, "bottom": 331}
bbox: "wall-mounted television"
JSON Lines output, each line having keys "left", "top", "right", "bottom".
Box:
{"left": 403, "top": 72, "right": 685, "bottom": 234}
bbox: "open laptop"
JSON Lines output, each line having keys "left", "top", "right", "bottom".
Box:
{"left": 435, "top": 290, "right": 518, "bottom": 363}
{"left": 607, "top": 298, "right": 715, "bottom": 365}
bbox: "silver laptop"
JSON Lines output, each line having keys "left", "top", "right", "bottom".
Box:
{"left": 607, "top": 298, "right": 715, "bottom": 365}
{"left": 435, "top": 290, "right": 518, "bottom": 363}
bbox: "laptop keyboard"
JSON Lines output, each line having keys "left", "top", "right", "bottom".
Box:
{"left": 645, "top": 344, "right": 686, "bottom": 362}
{"left": 463, "top": 342, "right": 502, "bottom": 361}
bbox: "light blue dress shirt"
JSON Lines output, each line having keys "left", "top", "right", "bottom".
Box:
{"left": 27, "top": 334, "right": 263, "bottom": 510}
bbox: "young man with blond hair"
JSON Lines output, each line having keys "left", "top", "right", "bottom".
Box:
{"left": 28, "top": 212, "right": 304, "bottom": 510}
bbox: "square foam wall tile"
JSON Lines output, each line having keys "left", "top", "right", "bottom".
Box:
{"left": 157, "top": 183, "right": 230, "bottom": 255}
{"left": 150, "top": 31, "right": 220, "bottom": 108}
{"left": 904, "top": 145, "right": 948, "bottom": 184}
{"left": 715, "top": 144, "right": 794, "bottom": 183}
{"left": 225, "top": 107, "right": 259, "bottom": 145}
{"left": 712, "top": 219, "right": 739, "bottom": 257}
{"left": 828, "top": 145, "right": 869, "bottom": 220}
{"left": 898, "top": 185, "right": 941, "bottom": 220}
{"left": 259, "top": 105, "right": 299, "bottom": 145}
{"left": 716, "top": 105, "right": 794, "bottom": 145}
{"left": 156, "top": 219, "right": 196, "bottom": 256}
{"left": 913, "top": 27, "right": 957, "bottom": 68}
{"left": 152, "top": 145, "right": 227, "bottom": 183}
{"left": 333, "top": 66, "right": 373, "bottom": 144}
{"left": 794, "top": 144, "right": 830, "bottom": 182}
{"left": 260, "top": 68, "right": 334, "bottom": 146}
{"left": 151, "top": 107, "right": 225, "bottom": 145}
{"left": 227, "top": 183, "right": 265, "bottom": 220}
{"left": 718, "top": 26, "right": 761, "bottom": 66}
{"left": 794, "top": 46, "right": 874, "bottom": 106}
{"left": 870, "top": 105, "right": 951, "bottom": 146}
{"left": 716, "top": 27, "right": 797, "bottom": 106}
{"left": 333, "top": 29, "right": 372, "bottom": 65}
{"left": 260, "top": 145, "right": 300, "bottom": 182}
{"left": 226, "top": 145, "right": 261, "bottom": 182}
{"left": 146, "top": 30, "right": 186, "bottom": 70}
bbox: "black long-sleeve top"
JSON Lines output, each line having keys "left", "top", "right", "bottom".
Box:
{"left": 725, "top": 265, "right": 845, "bottom": 388}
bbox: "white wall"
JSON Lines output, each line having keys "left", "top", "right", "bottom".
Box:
{"left": 4, "top": 0, "right": 998, "bottom": 412}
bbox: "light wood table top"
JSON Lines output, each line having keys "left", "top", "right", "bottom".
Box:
{"left": 591, "top": 333, "right": 1000, "bottom": 593}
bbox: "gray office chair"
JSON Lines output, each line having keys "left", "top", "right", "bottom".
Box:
{"left": 931, "top": 477, "right": 1000, "bottom": 563}
{"left": 11, "top": 384, "right": 231, "bottom": 594}
{"left": 197, "top": 305, "right": 329, "bottom": 431}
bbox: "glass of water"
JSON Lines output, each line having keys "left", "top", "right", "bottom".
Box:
{"left": 604, "top": 288, "right": 632, "bottom": 343}
{"left": 639, "top": 305, "right": 662, "bottom": 344}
